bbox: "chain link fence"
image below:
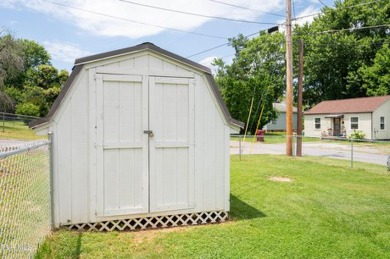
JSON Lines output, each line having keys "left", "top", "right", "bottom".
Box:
{"left": 1, "top": 112, "right": 40, "bottom": 133}
{"left": 231, "top": 134, "right": 390, "bottom": 170}
{"left": 0, "top": 140, "right": 51, "bottom": 258}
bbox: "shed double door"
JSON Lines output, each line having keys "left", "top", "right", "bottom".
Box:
{"left": 94, "top": 73, "right": 195, "bottom": 217}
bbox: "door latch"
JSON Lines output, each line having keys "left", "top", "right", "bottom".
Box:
{"left": 143, "top": 130, "right": 154, "bottom": 137}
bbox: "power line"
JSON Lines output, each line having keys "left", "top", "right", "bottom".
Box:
{"left": 44, "top": 0, "right": 228, "bottom": 40}
{"left": 188, "top": 22, "right": 389, "bottom": 59}
{"left": 318, "top": 0, "right": 328, "bottom": 7}
{"left": 341, "top": 0, "right": 383, "bottom": 8}
{"left": 314, "top": 24, "right": 390, "bottom": 34}
{"left": 119, "top": 0, "right": 277, "bottom": 25}
{"left": 186, "top": 27, "right": 279, "bottom": 58}
{"left": 289, "top": 1, "right": 386, "bottom": 23}
{"left": 208, "top": 0, "right": 285, "bottom": 18}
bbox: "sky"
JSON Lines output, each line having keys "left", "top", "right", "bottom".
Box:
{"left": 0, "top": 0, "right": 334, "bottom": 73}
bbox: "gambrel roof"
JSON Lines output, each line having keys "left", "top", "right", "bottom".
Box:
{"left": 30, "top": 42, "right": 244, "bottom": 129}
{"left": 305, "top": 95, "right": 390, "bottom": 115}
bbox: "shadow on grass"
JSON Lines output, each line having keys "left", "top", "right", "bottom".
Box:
{"left": 229, "top": 194, "right": 266, "bottom": 220}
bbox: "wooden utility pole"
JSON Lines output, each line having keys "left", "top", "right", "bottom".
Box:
{"left": 296, "top": 39, "right": 304, "bottom": 156}
{"left": 285, "top": 0, "right": 293, "bottom": 156}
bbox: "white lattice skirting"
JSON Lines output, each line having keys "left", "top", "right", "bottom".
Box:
{"left": 66, "top": 211, "right": 228, "bottom": 231}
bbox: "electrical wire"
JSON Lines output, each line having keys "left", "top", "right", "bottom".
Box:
{"left": 188, "top": 22, "right": 389, "bottom": 59}
{"left": 313, "top": 24, "right": 390, "bottom": 34}
{"left": 44, "top": 0, "right": 228, "bottom": 39}
{"left": 318, "top": 0, "right": 328, "bottom": 7}
{"left": 208, "top": 0, "right": 285, "bottom": 17}
{"left": 292, "top": 0, "right": 386, "bottom": 22}
{"left": 119, "top": 0, "right": 277, "bottom": 25}
{"left": 186, "top": 29, "right": 274, "bottom": 58}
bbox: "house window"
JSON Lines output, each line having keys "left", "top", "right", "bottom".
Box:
{"left": 380, "top": 116, "right": 385, "bottom": 130}
{"left": 315, "top": 118, "right": 321, "bottom": 129}
{"left": 272, "top": 119, "right": 277, "bottom": 124}
{"left": 350, "top": 117, "right": 359, "bottom": 129}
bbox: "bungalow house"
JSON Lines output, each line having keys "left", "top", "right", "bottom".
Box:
{"left": 263, "top": 102, "right": 297, "bottom": 132}
{"left": 304, "top": 95, "right": 390, "bottom": 139}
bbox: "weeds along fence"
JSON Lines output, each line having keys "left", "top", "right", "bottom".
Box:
{"left": 0, "top": 140, "right": 51, "bottom": 258}
{"left": 231, "top": 134, "right": 390, "bottom": 170}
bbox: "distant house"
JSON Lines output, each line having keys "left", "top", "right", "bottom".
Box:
{"left": 304, "top": 95, "right": 390, "bottom": 139}
{"left": 263, "top": 102, "right": 297, "bottom": 132}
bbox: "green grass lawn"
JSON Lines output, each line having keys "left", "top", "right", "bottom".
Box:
{"left": 35, "top": 155, "right": 390, "bottom": 258}
{"left": 0, "top": 120, "right": 45, "bottom": 140}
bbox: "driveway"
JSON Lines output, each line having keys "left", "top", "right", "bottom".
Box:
{"left": 230, "top": 141, "right": 389, "bottom": 166}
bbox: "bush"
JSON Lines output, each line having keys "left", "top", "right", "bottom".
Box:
{"left": 349, "top": 130, "right": 365, "bottom": 139}
{"left": 16, "top": 102, "right": 40, "bottom": 117}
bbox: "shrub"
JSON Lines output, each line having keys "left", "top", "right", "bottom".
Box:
{"left": 349, "top": 130, "right": 365, "bottom": 139}
{"left": 16, "top": 102, "right": 40, "bottom": 117}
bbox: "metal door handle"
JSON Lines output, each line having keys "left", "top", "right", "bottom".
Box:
{"left": 143, "top": 130, "right": 154, "bottom": 137}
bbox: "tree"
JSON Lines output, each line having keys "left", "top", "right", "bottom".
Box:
{"left": 4, "top": 39, "right": 51, "bottom": 89}
{"left": 294, "top": 0, "right": 390, "bottom": 107}
{"left": 17, "top": 65, "right": 69, "bottom": 117}
{"left": 359, "top": 44, "right": 390, "bottom": 96}
{"left": 0, "top": 34, "right": 68, "bottom": 117}
{"left": 214, "top": 31, "right": 285, "bottom": 133}
{"left": 0, "top": 31, "right": 23, "bottom": 111}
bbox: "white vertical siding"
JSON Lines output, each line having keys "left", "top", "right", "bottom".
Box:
{"left": 53, "top": 71, "right": 90, "bottom": 225}
{"left": 264, "top": 112, "right": 298, "bottom": 131}
{"left": 344, "top": 113, "right": 372, "bottom": 139}
{"left": 304, "top": 115, "right": 331, "bottom": 138}
{"left": 52, "top": 52, "right": 230, "bottom": 226}
{"left": 194, "top": 74, "right": 228, "bottom": 211}
{"left": 373, "top": 100, "right": 390, "bottom": 139}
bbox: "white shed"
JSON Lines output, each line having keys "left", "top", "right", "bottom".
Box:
{"left": 31, "top": 43, "right": 243, "bottom": 231}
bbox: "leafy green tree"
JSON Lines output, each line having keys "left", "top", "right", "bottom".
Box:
{"left": 5, "top": 39, "right": 51, "bottom": 89}
{"left": 15, "top": 102, "right": 40, "bottom": 117}
{"left": 294, "top": 0, "right": 390, "bottom": 107}
{"left": 26, "top": 64, "right": 61, "bottom": 89}
{"left": 359, "top": 44, "right": 390, "bottom": 96}
{"left": 0, "top": 32, "right": 23, "bottom": 111}
{"left": 214, "top": 31, "right": 285, "bottom": 133}
{"left": 0, "top": 34, "right": 69, "bottom": 117}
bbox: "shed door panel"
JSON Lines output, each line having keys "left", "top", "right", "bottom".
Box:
{"left": 95, "top": 74, "right": 194, "bottom": 218}
{"left": 96, "top": 75, "right": 148, "bottom": 217}
{"left": 149, "top": 77, "right": 195, "bottom": 212}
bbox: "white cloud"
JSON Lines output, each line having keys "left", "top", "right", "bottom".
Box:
{"left": 42, "top": 41, "right": 91, "bottom": 63}
{"left": 3, "top": 0, "right": 285, "bottom": 38}
{"left": 293, "top": 5, "right": 321, "bottom": 26}
{"left": 277, "top": 5, "right": 321, "bottom": 32}
{"left": 199, "top": 56, "right": 218, "bottom": 73}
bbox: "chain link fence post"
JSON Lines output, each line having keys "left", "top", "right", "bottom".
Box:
{"left": 48, "top": 132, "right": 55, "bottom": 229}
{"left": 350, "top": 138, "right": 354, "bottom": 168}
{"left": 239, "top": 135, "right": 242, "bottom": 160}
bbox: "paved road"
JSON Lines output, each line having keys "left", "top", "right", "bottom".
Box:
{"left": 230, "top": 141, "right": 389, "bottom": 166}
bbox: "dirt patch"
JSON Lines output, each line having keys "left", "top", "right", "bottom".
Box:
{"left": 269, "top": 176, "right": 293, "bottom": 182}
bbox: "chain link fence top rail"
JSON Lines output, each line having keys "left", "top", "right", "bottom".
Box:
{"left": 0, "top": 140, "right": 51, "bottom": 258}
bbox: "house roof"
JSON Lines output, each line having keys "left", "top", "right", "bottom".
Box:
{"left": 30, "top": 42, "right": 244, "bottom": 129}
{"left": 304, "top": 95, "right": 390, "bottom": 115}
{"left": 273, "top": 102, "right": 297, "bottom": 113}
